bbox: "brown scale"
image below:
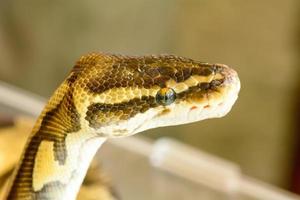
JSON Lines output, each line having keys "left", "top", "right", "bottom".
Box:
{"left": 78, "top": 54, "right": 217, "bottom": 94}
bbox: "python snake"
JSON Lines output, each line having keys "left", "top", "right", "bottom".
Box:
{"left": 0, "top": 53, "right": 240, "bottom": 199}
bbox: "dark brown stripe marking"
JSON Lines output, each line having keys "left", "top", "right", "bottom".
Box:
{"left": 85, "top": 96, "right": 158, "bottom": 128}
{"left": 177, "top": 79, "right": 225, "bottom": 101}
{"left": 66, "top": 64, "right": 85, "bottom": 84}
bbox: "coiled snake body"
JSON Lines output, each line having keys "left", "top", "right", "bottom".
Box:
{"left": 1, "top": 53, "right": 240, "bottom": 199}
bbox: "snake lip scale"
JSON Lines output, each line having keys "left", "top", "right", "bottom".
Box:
{"left": 1, "top": 53, "right": 240, "bottom": 200}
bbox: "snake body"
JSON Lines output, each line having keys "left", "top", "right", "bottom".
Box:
{"left": 2, "top": 53, "right": 240, "bottom": 199}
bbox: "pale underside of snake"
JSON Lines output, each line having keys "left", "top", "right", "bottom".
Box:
{"left": 0, "top": 53, "right": 240, "bottom": 200}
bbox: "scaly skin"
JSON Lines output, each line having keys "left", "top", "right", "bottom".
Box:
{"left": 3, "top": 53, "right": 240, "bottom": 199}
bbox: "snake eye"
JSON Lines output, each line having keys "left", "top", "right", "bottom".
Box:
{"left": 156, "top": 88, "right": 176, "bottom": 106}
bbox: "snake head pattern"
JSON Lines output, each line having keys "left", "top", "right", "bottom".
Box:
{"left": 70, "top": 53, "right": 241, "bottom": 137}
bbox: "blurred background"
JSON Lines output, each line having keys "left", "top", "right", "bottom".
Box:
{"left": 0, "top": 0, "right": 300, "bottom": 196}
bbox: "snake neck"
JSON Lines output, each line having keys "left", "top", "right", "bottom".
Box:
{"left": 6, "top": 131, "right": 106, "bottom": 200}
{"left": 5, "top": 82, "right": 107, "bottom": 199}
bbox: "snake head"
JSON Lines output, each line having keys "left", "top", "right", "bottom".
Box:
{"left": 154, "top": 63, "right": 240, "bottom": 127}
{"left": 72, "top": 53, "right": 240, "bottom": 137}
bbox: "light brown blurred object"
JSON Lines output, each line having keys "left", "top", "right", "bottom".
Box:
{"left": 0, "top": 117, "right": 33, "bottom": 179}
{"left": 78, "top": 160, "right": 119, "bottom": 200}
{"left": 0, "top": 115, "right": 14, "bottom": 128}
